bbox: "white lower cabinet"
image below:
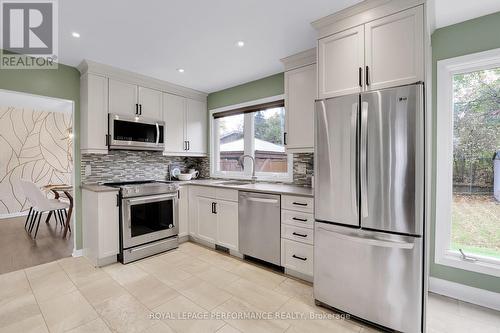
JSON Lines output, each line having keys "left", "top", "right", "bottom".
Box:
{"left": 216, "top": 200, "right": 238, "bottom": 251}
{"left": 82, "top": 189, "right": 120, "bottom": 267}
{"left": 281, "top": 238, "right": 314, "bottom": 277}
{"left": 280, "top": 195, "right": 314, "bottom": 281}
{"left": 189, "top": 186, "right": 238, "bottom": 251}
{"left": 196, "top": 196, "right": 218, "bottom": 243}
{"left": 178, "top": 186, "right": 189, "bottom": 238}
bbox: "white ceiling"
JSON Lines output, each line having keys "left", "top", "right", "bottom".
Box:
{"left": 59, "top": 0, "right": 362, "bottom": 93}
{"left": 434, "top": 0, "right": 500, "bottom": 29}
{"left": 58, "top": 1, "right": 500, "bottom": 94}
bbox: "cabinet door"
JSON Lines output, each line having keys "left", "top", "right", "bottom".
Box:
{"left": 163, "top": 93, "right": 186, "bottom": 154}
{"left": 108, "top": 79, "right": 138, "bottom": 116}
{"left": 81, "top": 74, "right": 108, "bottom": 154}
{"left": 216, "top": 200, "right": 238, "bottom": 251}
{"left": 196, "top": 196, "right": 217, "bottom": 243}
{"left": 285, "top": 64, "right": 316, "bottom": 150}
{"left": 318, "top": 25, "right": 364, "bottom": 98}
{"left": 185, "top": 99, "right": 207, "bottom": 155}
{"left": 364, "top": 6, "right": 424, "bottom": 90}
{"left": 178, "top": 186, "right": 189, "bottom": 237}
{"left": 138, "top": 86, "right": 162, "bottom": 119}
{"left": 98, "top": 191, "right": 119, "bottom": 258}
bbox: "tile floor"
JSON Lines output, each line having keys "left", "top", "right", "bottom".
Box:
{"left": 0, "top": 241, "right": 499, "bottom": 333}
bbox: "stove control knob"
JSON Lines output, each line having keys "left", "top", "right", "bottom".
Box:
{"left": 169, "top": 224, "right": 173, "bottom": 229}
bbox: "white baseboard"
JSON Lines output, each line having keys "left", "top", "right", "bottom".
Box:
{"left": 72, "top": 249, "right": 84, "bottom": 257}
{"left": 429, "top": 277, "right": 500, "bottom": 311}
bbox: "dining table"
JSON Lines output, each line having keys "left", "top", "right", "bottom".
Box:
{"left": 42, "top": 184, "right": 73, "bottom": 238}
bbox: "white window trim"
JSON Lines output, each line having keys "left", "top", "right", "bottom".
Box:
{"left": 209, "top": 94, "right": 293, "bottom": 182}
{"left": 435, "top": 47, "right": 500, "bottom": 278}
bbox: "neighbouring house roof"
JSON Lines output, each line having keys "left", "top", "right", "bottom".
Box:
{"left": 220, "top": 138, "right": 284, "bottom": 152}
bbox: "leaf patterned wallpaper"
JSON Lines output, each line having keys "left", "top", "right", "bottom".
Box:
{"left": 0, "top": 107, "right": 73, "bottom": 216}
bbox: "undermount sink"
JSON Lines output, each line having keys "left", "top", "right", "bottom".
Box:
{"left": 214, "top": 181, "right": 252, "bottom": 186}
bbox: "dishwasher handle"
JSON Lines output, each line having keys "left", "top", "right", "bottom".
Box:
{"left": 246, "top": 197, "right": 279, "bottom": 204}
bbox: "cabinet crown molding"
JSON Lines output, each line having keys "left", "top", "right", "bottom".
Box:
{"left": 311, "top": 0, "right": 424, "bottom": 39}
{"left": 78, "top": 59, "right": 208, "bottom": 102}
{"left": 281, "top": 48, "right": 317, "bottom": 71}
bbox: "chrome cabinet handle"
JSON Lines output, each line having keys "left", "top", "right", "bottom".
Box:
{"left": 292, "top": 217, "right": 307, "bottom": 222}
{"left": 292, "top": 254, "right": 307, "bottom": 261}
{"left": 365, "top": 66, "right": 370, "bottom": 86}
{"left": 292, "top": 202, "right": 307, "bottom": 206}
{"left": 292, "top": 232, "right": 307, "bottom": 238}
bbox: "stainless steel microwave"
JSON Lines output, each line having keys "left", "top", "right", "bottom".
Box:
{"left": 108, "top": 114, "right": 164, "bottom": 151}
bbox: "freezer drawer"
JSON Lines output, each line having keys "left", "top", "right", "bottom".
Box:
{"left": 314, "top": 222, "right": 423, "bottom": 332}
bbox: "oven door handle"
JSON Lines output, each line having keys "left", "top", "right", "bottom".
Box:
{"left": 124, "top": 193, "right": 178, "bottom": 206}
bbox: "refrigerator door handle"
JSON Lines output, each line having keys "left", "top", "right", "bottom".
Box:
{"left": 317, "top": 226, "right": 415, "bottom": 250}
{"left": 350, "top": 103, "right": 358, "bottom": 216}
{"left": 360, "top": 101, "right": 369, "bottom": 218}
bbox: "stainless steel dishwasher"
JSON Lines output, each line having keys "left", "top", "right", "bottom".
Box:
{"left": 238, "top": 191, "right": 281, "bottom": 265}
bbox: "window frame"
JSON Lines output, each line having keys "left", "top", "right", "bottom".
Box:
{"left": 435, "top": 47, "right": 500, "bottom": 278}
{"left": 209, "top": 95, "right": 293, "bottom": 182}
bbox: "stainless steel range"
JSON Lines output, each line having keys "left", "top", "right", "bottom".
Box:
{"left": 103, "top": 180, "right": 179, "bottom": 263}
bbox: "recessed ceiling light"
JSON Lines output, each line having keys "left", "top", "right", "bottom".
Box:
{"left": 177, "top": 68, "right": 185, "bottom": 73}
{"left": 236, "top": 41, "right": 245, "bottom": 47}
{"left": 72, "top": 32, "right": 80, "bottom": 38}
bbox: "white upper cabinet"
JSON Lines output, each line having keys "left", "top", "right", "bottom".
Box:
{"left": 162, "top": 93, "right": 207, "bottom": 156}
{"left": 108, "top": 79, "right": 138, "bottom": 116}
{"left": 109, "top": 79, "right": 163, "bottom": 118}
{"left": 81, "top": 73, "right": 108, "bottom": 154}
{"left": 163, "top": 93, "right": 186, "bottom": 153}
{"left": 138, "top": 86, "right": 162, "bottom": 119}
{"left": 284, "top": 63, "right": 317, "bottom": 151}
{"left": 318, "top": 25, "right": 364, "bottom": 99}
{"left": 364, "top": 6, "right": 424, "bottom": 90}
{"left": 315, "top": 3, "right": 425, "bottom": 97}
{"left": 185, "top": 99, "right": 207, "bottom": 155}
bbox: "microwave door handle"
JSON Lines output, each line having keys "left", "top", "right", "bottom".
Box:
{"left": 156, "top": 123, "right": 160, "bottom": 145}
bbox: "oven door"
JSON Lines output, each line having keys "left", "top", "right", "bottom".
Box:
{"left": 109, "top": 114, "right": 165, "bottom": 151}
{"left": 121, "top": 193, "right": 178, "bottom": 249}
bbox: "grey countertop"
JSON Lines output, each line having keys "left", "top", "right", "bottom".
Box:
{"left": 81, "top": 183, "right": 119, "bottom": 192}
{"left": 81, "top": 179, "right": 313, "bottom": 197}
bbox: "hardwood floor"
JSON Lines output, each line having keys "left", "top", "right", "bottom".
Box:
{"left": 0, "top": 214, "right": 73, "bottom": 274}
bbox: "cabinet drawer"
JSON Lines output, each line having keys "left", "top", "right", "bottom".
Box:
{"left": 282, "top": 224, "right": 314, "bottom": 245}
{"left": 193, "top": 186, "right": 216, "bottom": 198}
{"left": 281, "top": 210, "right": 313, "bottom": 229}
{"left": 282, "top": 195, "right": 313, "bottom": 213}
{"left": 216, "top": 188, "right": 238, "bottom": 202}
{"left": 281, "top": 239, "right": 313, "bottom": 276}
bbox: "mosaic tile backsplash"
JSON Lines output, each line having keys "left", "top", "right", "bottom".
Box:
{"left": 81, "top": 150, "right": 313, "bottom": 187}
{"left": 81, "top": 150, "right": 209, "bottom": 183}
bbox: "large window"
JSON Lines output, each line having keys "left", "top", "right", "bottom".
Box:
{"left": 436, "top": 49, "right": 500, "bottom": 277}
{"left": 210, "top": 97, "right": 292, "bottom": 181}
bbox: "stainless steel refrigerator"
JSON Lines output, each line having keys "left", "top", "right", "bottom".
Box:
{"left": 314, "top": 82, "right": 425, "bottom": 332}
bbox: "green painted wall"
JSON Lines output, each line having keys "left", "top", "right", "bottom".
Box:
{"left": 207, "top": 73, "right": 284, "bottom": 109}
{"left": 431, "top": 12, "right": 500, "bottom": 292}
{"left": 0, "top": 60, "right": 83, "bottom": 250}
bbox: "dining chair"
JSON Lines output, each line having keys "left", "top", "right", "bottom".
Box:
{"left": 19, "top": 180, "right": 70, "bottom": 239}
